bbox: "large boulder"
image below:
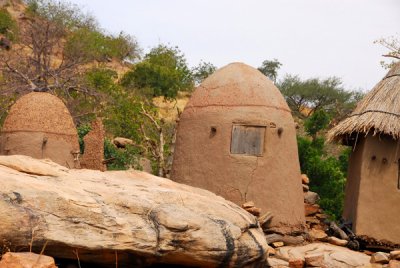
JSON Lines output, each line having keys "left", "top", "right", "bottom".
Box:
{"left": 0, "top": 155, "right": 268, "bottom": 267}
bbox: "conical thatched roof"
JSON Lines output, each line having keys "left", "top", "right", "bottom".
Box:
{"left": 2, "top": 92, "right": 77, "bottom": 136}
{"left": 328, "top": 61, "right": 400, "bottom": 142}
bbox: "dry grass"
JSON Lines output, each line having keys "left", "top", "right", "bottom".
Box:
{"left": 328, "top": 61, "right": 400, "bottom": 142}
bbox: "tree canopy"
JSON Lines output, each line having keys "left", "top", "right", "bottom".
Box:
{"left": 278, "top": 75, "right": 362, "bottom": 119}
{"left": 375, "top": 35, "right": 400, "bottom": 68}
{"left": 257, "top": 59, "right": 282, "bottom": 83}
{"left": 121, "top": 44, "right": 194, "bottom": 99}
{"left": 191, "top": 60, "right": 217, "bottom": 85}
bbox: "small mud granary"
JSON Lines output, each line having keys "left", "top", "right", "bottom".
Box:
{"left": 328, "top": 62, "right": 400, "bottom": 244}
{"left": 0, "top": 92, "right": 105, "bottom": 171}
{"left": 171, "top": 62, "right": 306, "bottom": 233}
{"left": 0, "top": 92, "right": 80, "bottom": 168}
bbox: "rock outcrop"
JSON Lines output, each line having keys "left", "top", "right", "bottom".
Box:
{"left": 267, "top": 243, "right": 372, "bottom": 268}
{"left": 0, "top": 155, "right": 268, "bottom": 267}
{"left": 0, "top": 252, "right": 57, "bottom": 268}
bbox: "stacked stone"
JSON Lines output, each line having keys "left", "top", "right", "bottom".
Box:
{"left": 370, "top": 251, "right": 400, "bottom": 267}
{"left": 301, "top": 174, "right": 351, "bottom": 247}
{"left": 302, "top": 174, "right": 326, "bottom": 232}
{"left": 241, "top": 201, "right": 261, "bottom": 217}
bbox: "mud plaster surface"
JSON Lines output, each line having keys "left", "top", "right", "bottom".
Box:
{"left": 171, "top": 63, "right": 306, "bottom": 233}
{"left": 344, "top": 134, "right": 400, "bottom": 244}
{"left": 80, "top": 118, "right": 106, "bottom": 171}
{"left": 0, "top": 92, "right": 79, "bottom": 168}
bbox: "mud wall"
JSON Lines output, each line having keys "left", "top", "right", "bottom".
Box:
{"left": 344, "top": 134, "right": 400, "bottom": 243}
{"left": 0, "top": 131, "right": 78, "bottom": 168}
{"left": 80, "top": 119, "right": 106, "bottom": 171}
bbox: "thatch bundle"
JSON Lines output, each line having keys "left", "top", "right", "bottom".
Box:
{"left": 328, "top": 62, "right": 400, "bottom": 142}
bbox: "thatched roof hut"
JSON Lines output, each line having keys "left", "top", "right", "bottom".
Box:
{"left": 328, "top": 62, "right": 400, "bottom": 142}
{"left": 328, "top": 61, "right": 400, "bottom": 244}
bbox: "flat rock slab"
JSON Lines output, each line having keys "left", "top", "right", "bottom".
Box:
{"left": 268, "top": 243, "right": 371, "bottom": 268}
{"left": 0, "top": 252, "right": 57, "bottom": 268}
{"left": 0, "top": 155, "right": 268, "bottom": 267}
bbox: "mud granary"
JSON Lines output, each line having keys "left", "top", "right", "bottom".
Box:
{"left": 0, "top": 92, "right": 105, "bottom": 170}
{"left": 328, "top": 62, "right": 400, "bottom": 244}
{"left": 171, "top": 62, "right": 305, "bottom": 233}
{"left": 0, "top": 92, "right": 80, "bottom": 168}
{"left": 80, "top": 118, "right": 107, "bottom": 171}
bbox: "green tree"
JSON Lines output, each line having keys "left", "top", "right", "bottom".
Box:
{"left": 192, "top": 60, "right": 216, "bottom": 85}
{"left": 298, "top": 136, "right": 347, "bottom": 219}
{"left": 25, "top": 0, "right": 97, "bottom": 30}
{"left": 121, "top": 44, "right": 193, "bottom": 99}
{"left": 304, "top": 109, "right": 330, "bottom": 141}
{"left": 0, "top": 0, "right": 140, "bottom": 124}
{"left": 278, "top": 75, "right": 360, "bottom": 119}
{"left": 104, "top": 91, "right": 174, "bottom": 176}
{"left": 258, "top": 59, "right": 282, "bottom": 83}
{"left": 65, "top": 28, "right": 140, "bottom": 62}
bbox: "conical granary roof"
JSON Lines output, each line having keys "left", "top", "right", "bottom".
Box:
{"left": 186, "top": 62, "right": 290, "bottom": 112}
{"left": 2, "top": 92, "right": 77, "bottom": 136}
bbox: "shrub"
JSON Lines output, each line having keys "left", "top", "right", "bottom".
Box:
{"left": 121, "top": 44, "right": 193, "bottom": 99}
{"left": 77, "top": 124, "right": 91, "bottom": 154}
{"left": 298, "top": 136, "right": 347, "bottom": 219}
{"left": 304, "top": 109, "right": 330, "bottom": 140}
{"left": 103, "top": 139, "right": 141, "bottom": 170}
{"left": 0, "top": 8, "right": 17, "bottom": 40}
{"left": 65, "top": 28, "right": 140, "bottom": 63}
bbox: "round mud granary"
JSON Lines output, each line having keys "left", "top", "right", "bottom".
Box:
{"left": 328, "top": 62, "right": 400, "bottom": 244}
{"left": 0, "top": 92, "right": 79, "bottom": 168}
{"left": 171, "top": 62, "right": 305, "bottom": 233}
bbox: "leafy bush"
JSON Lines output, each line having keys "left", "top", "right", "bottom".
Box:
{"left": 85, "top": 68, "right": 118, "bottom": 93}
{"left": 77, "top": 124, "right": 91, "bottom": 154}
{"left": 65, "top": 28, "right": 140, "bottom": 62}
{"left": 104, "top": 139, "right": 141, "bottom": 170}
{"left": 26, "top": 0, "right": 97, "bottom": 30}
{"left": 121, "top": 44, "right": 193, "bottom": 99}
{"left": 304, "top": 109, "right": 330, "bottom": 140}
{"left": 298, "top": 136, "right": 348, "bottom": 219}
{"left": 0, "top": 8, "right": 17, "bottom": 40}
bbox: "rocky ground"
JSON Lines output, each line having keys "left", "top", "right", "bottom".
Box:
{"left": 0, "top": 157, "right": 399, "bottom": 268}
{"left": 243, "top": 173, "right": 400, "bottom": 268}
{"left": 266, "top": 243, "right": 400, "bottom": 268}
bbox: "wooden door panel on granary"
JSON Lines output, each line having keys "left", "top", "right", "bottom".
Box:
{"left": 230, "top": 125, "right": 265, "bottom": 156}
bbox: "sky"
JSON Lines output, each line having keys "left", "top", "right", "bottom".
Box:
{"left": 68, "top": 0, "right": 400, "bottom": 91}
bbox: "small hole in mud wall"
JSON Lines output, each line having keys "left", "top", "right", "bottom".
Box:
{"left": 371, "top": 155, "right": 376, "bottom": 161}
{"left": 210, "top": 126, "right": 217, "bottom": 138}
{"left": 398, "top": 159, "right": 400, "bottom": 190}
{"left": 382, "top": 157, "right": 388, "bottom": 164}
{"left": 277, "top": 127, "right": 283, "bottom": 137}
